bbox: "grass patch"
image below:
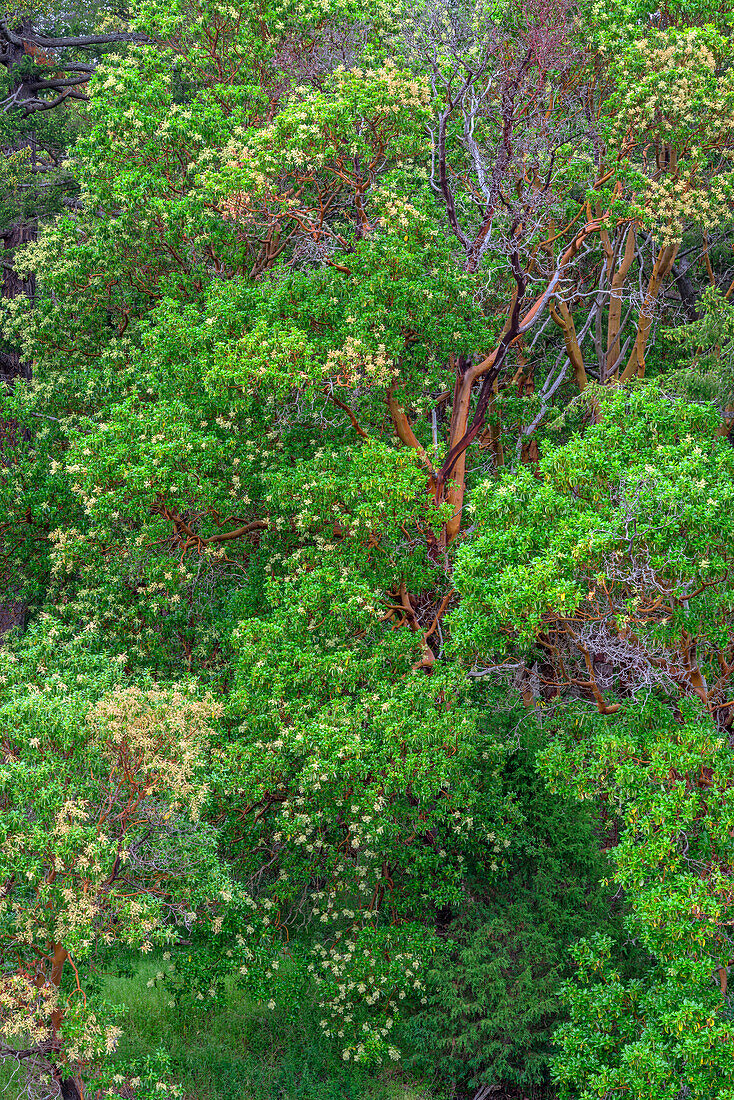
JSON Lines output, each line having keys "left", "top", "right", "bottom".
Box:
{"left": 101, "top": 955, "right": 442, "bottom": 1100}
{"left": 0, "top": 955, "right": 441, "bottom": 1099}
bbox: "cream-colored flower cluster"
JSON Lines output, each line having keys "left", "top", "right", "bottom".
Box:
{"left": 325, "top": 335, "right": 393, "bottom": 387}
{"left": 89, "top": 685, "right": 221, "bottom": 820}
{"left": 611, "top": 29, "right": 718, "bottom": 142}
{"left": 0, "top": 973, "right": 123, "bottom": 1076}
{"left": 330, "top": 59, "right": 430, "bottom": 114}
{"left": 311, "top": 931, "right": 425, "bottom": 1062}
{"left": 644, "top": 173, "right": 734, "bottom": 247}
{"left": 609, "top": 27, "right": 734, "bottom": 244}
{"left": 218, "top": 61, "right": 428, "bottom": 224}
{"left": 0, "top": 974, "right": 56, "bottom": 1049}
{"left": 373, "top": 185, "right": 426, "bottom": 232}
{"left": 49, "top": 527, "right": 86, "bottom": 576}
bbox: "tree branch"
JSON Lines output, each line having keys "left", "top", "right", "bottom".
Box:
{"left": 23, "top": 31, "right": 150, "bottom": 48}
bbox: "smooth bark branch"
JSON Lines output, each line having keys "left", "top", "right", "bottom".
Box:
{"left": 387, "top": 384, "right": 437, "bottom": 490}
{"left": 436, "top": 217, "right": 603, "bottom": 530}
{"left": 434, "top": 103, "right": 472, "bottom": 252}
{"left": 31, "top": 32, "right": 148, "bottom": 46}
{"left": 398, "top": 581, "right": 437, "bottom": 672}
{"left": 550, "top": 298, "right": 587, "bottom": 390}
{"left": 151, "top": 500, "right": 268, "bottom": 556}
{"left": 603, "top": 224, "right": 635, "bottom": 380}
{"left": 618, "top": 240, "right": 680, "bottom": 382}
{"left": 324, "top": 391, "right": 371, "bottom": 440}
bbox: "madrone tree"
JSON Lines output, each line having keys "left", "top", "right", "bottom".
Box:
{"left": 0, "top": 626, "right": 230, "bottom": 1098}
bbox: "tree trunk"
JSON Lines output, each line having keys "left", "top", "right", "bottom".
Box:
{"left": 0, "top": 24, "right": 39, "bottom": 632}
{"left": 57, "top": 1074, "right": 84, "bottom": 1100}
{"left": 1, "top": 219, "right": 36, "bottom": 384}
{"left": 0, "top": 219, "right": 36, "bottom": 636}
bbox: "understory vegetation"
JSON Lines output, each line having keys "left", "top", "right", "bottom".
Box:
{"left": 1, "top": 0, "right": 734, "bottom": 1097}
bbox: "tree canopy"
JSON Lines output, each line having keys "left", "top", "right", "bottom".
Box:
{"left": 1, "top": 0, "right": 734, "bottom": 1097}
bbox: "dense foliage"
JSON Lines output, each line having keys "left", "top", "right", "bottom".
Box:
{"left": 1, "top": 0, "right": 733, "bottom": 1096}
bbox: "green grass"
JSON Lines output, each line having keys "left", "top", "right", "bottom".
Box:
{"left": 0, "top": 1060, "right": 27, "bottom": 1100}
{"left": 101, "top": 956, "right": 442, "bottom": 1100}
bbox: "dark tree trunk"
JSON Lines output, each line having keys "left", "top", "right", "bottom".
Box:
{"left": 58, "top": 1076, "right": 84, "bottom": 1100}
{"left": 0, "top": 221, "right": 34, "bottom": 633}
{"left": 670, "top": 260, "right": 699, "bottom": 322}
{"left": 0, "top": 23, "right": 37, "bottom": 632}
{"left": 0, "top": 222, "right": 35, "bottom": 636}
{"left": 1, "top": 219, "right": 36, "bottom": 383}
